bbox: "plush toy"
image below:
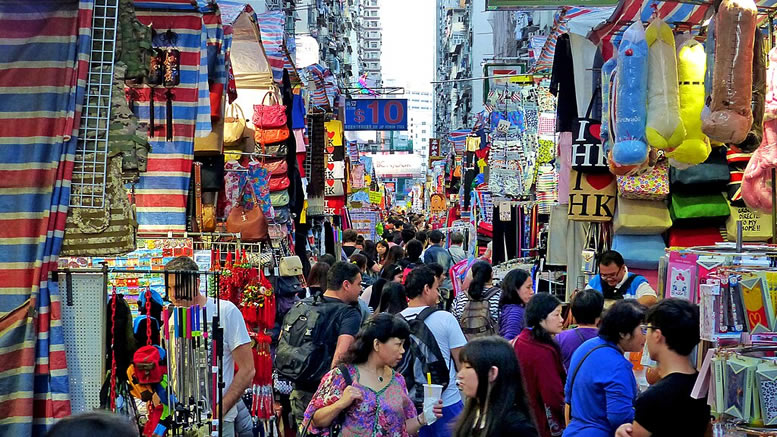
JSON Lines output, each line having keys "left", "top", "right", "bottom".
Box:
{"left": 735, "top": 31, "right": 767, "bottom": 153}
{"left": 667, "top": 40, "right": 711, "bottom": 165}
{"left": 613, "top": 21, "right": 649, "bottom": 166}
{"left": 601, "top": 58, "right": 617, "bottom": 156}
{"left": 609, "top": 149, "right": 647, "bottom": 176}
{"left": 645, "top": 18, "right": 685, "bottom": 150}
{"left": 766, "top": 47, "right": 777, "bottom": 120}
{"left": 701, "top": 0, "right": 757, "bottom": 144}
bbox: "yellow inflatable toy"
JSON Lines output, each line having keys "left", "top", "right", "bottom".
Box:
{"left": 667, "top": 39, "right": 711, "bottom": 165}
{"left": 645, "top": 18, "right": 685, "bottom": 151}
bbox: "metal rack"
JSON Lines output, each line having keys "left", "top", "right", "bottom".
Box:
{"left": 70, "top": 0, "right": 119, "bottom": 209}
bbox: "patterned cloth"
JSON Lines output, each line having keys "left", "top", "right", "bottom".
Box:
{"left": 302, "top": 365, "right": 417, "bottom": 437}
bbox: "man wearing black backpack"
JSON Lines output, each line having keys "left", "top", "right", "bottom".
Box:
{"left": 399, "top": 266, "right": 467, "bottom": 437}
{"left": 275, "top": 261, "right": 363, "bottom": 429}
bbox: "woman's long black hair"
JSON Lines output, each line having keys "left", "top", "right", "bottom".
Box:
{"left": 376, "top": 240, "right": 390, "bottom": 263}
{"left": 468, "top": 260, "right": 493, "bottom": 300}
{"left": 368, "top": 264, "right": 402, "bottom": 310}
{"left": 525, "top": 292, "right": 562, "bottom": 350}
{"left": 499, "top": 269, "right": 531, "bottom": 308}
{"left": 383, "top": 245, "right": 405, "bottom": 268}
{"left": 454, "top": 337, "right": 535, "bottom": 437}
{"left": 377, "top": 282, "right": 407, "bottom": 314}
{"left": 344, "top": 313, "right": 410, "bottom": 365}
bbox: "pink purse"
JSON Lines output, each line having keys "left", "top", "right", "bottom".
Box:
{"left": 616, "top": 159, "right": 670, "bottom": 201}
{"left": 252, "top": 92, "right": 287, "bottom": 129}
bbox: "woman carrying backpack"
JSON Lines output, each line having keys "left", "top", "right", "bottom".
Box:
{"left": 451, "top": 261, "right": 501, "bottom": 340}
{"left": 514, "top": 293, "right": 566, "bottom": 437}
{"left": 301, "top": 313, "right": 443, "bottom": 436}
{"left": 498, "top": 269, "right": 534, "bottom": 341}
{"left": 454, "top": 337, "right": 538, "bottom": 437}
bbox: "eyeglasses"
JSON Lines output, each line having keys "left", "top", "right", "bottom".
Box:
{"left": 600, "top": 267, "right": 623, "bottom": 279}
{"left": 640, "top": 324, "right": 658, "bottom": 335}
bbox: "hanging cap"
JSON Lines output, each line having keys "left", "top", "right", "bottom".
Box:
{"left": 139, "top": 288, "right": 164, "bottom": 307}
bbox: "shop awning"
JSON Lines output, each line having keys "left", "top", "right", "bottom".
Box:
{"left": 589, "top": 0, "right": 777, "bottom": 58}
{"left": 370, "top": 154, "right": 425, "bottom": 178}
{"left": 256, "top": 10, "right": 301, "bottom": 84}
{"left": 219, "top": 2, "right": 275, "bottom": 89}
{"left": 306, "top": 63, "right": 341, "bottom": 110}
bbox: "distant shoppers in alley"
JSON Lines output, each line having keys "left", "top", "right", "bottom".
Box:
{"left": 563, "top": 299, "right": 647, "bottom": 437}
{"left": 587, "top": 251, "right": 657, "bottom": 306}
{"left": 498, "top": 269, "right": 534, "bottom": 341}
{"left": 400, "top": 266, "right": 467, "bottom": 437}
{"left": 401, "top": 227, "right": 417, "bottom": 247}
{"left": 424, "top": 230, "right": 454, "bottom": 272}
{"left": 615, "top": 299, "right": 710, "bottom": 437}
{"left": 514, "top": 293, "right": 566, "bottom": 437}
{"left": 382, "top": 246, "right": 405, "bottom": 274}
{"left": 275, "top": 261, "right": 363, "bottom": 429}
{"left": 301, "top": 313, "right": 443, "bottom": 436}
{"left": 448, "top": 232, "right": 467, "bottom": 264}
{"left": 454, "top": 337, "right": 538, "bottom": 437}
{"left": 452, "top": 261, "right": 501, "bottom": 339}
{"left": 556, "top": 290, "right": 604, "bottom": 370}
{"left": 376, "top": 240, "right": 390, "bottom": 265}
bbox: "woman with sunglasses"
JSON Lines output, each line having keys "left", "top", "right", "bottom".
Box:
{"left": 562, "top": 299, "right": 647, "bottom": 437}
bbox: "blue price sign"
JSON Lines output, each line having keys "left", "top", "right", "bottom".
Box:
{"left": 345, "top": 99, "right": 408, "bottom": 131}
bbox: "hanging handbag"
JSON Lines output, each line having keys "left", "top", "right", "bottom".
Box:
{"left": 279, "top": 256, "right": 303, "bottom": 277}
{"left": 614, "top": 197, "right": 672, "bottom": 235}
{"left": 572, "top": 87, "right": 608, "bottom": 173}
{"left": 568, "top": 169, "right": 616, "bottom": 222}
{"left": 262, "top": 159, "right": 288, "bottom": 176}
{"left": 252, "top": 91, "right": 287, "bottom": 129}
{"left": 224, "top": 103, "right": 246, "bottom": 146}
{"left": 202, "top": 202, "right": 216, "bottom": 233}
{"left": 269, "top": 174, "right": 291, "bottom": 192}
{"left": 255, "top": 125, "right": 290, "bottom": 146}
{"left": 670, "top": 146, "right": 730, "bottom": 194}
{"left": 262, "top": 141, "right": 288, "bottom": 157}
{"left": 192, "top": 161, "right": 204, "bottom": 232}
{"left": 581, "top": 223, "right": 599, "bottom": 274}
{"left": 226, "top": 184, "right": 268, "bottom": 242}
{"left": 195, "top": 155, "right": 225, "bottom": 192}
{"left": 270, "top": 190, "right": 290, "bottom": 207}
{"left": 616, "top": 159, "right": 670, "bottom": 200}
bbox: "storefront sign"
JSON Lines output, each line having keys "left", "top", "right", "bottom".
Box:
{"left": 429, "top": 138, "right": 441, "bottom": 160}
{"left": 568, "top": 170, "right": 616, "bottom": 222}
{"left": 486, "top": 0, "right": 618, "bottom": 9}
{"left": 345, "top": 99, "right": 408, "bottom": 130}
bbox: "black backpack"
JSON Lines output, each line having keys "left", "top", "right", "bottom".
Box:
{"left": 274, "top": 296, "right": 345, "bottom": 391}
{"left": 396, "top": 307, "right": 450, "bottom": 411}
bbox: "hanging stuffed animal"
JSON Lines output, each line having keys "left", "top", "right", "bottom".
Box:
{"left": 742, "top": 46, "right": 777, "bottom": 213}
{"left": 601, "top": 58, "right": 617, "bottom": 156}
{"left": 613, "top": 21, "right": 650, "bottom": 167}
{"left": 667, "top": 39, "right": 711, "bottom": 166}
{"left": 735, "top": 30, "right": 766, "bottom": 153}
{"left": 645, "top": 18, "right": 685, "bottom": 151}
{"left": 701, "top": 0, "right": 757, "bottom": 144}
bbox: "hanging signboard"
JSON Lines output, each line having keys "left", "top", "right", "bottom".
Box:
{"left": 345, "top": 99, "right": 408, "bottom": 131}
{"left": 429, "top": 138, "right": 441, "bottom": 161}
{"left": 486, "top": 0, "right": 617, "bottom": 9}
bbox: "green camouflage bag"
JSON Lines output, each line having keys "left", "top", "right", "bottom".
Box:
{"left": 110, "top": 63, "right": 150, "bottom": 175}
{"left": 117, "top": 0, "right": 152, "bottom": 81}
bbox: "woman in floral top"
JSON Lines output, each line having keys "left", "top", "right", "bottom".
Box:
{"left": 301, "top": 313, "right": 443, "bottom": 436}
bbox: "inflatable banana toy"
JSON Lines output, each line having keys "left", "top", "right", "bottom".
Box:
{"left": 702, "top": 0, "right": 757, "bottom": 144}
{"left": 645, "top": 18, "right": 685, "bottom": 151}
{"left": 601, "top": 58, "right": 617, "bottom": 156}
{"left": 667, "top": 39, "right": 711, "bottom": 165}
{"left": 613, "top": 21, "right": 649, "bottom": 166}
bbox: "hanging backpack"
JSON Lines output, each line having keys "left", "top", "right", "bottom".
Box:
{"left": 274, "top": 296, "right": 346, "bottom": 391}
{"left": 396, "top": 307, "right": 450, "bottom": 411}
{"left": 458, "top": 287, "right": 500, "bottom": 341}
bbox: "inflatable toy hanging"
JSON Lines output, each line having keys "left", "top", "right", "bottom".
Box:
{"left": 701, "top": 0, "right": 757, "bottom": 145}
{"left": 601, "top": 58, "right": 617, "bottom": 156}
{"left": 613, "top": 21, "right": 649, "bottom": 167}
{"left": 667, "top": 39, "right": 711, "bottom": 166}
{"left": 645, "top": 18, "right": 685, "bottom": 151}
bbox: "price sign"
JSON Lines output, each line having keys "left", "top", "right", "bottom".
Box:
{"left": 345, "top": 99, "right": 408, "bottom": 131}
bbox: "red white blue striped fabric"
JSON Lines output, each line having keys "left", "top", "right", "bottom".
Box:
{"left": 255, "top": 10, "right": 300, "bottom": 84}
{"left": 448, "top": 129, "right": 470, "bottom": 155}
{"left": 131, "top": 8, "right": 210, "bottom": 233}
{"left": 306, "top": 63, "right": 341, "bottom": 110}
{"left": 0, "top": 1, "right": 93, "bottom": 434}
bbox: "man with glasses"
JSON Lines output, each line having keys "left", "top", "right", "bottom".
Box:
{"left": 586, "top": 251, "right": 657, "bottom": 306}
{"left": 615, "top": 299, "right": 710, "bottom": 437}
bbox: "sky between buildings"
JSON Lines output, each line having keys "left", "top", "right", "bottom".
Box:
{"left": 379, "top": 0, "right": 435, "bottom": 93}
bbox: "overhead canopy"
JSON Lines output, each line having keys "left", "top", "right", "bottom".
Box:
{"left": 533, "top": 6, "right": 614, "bottom": 72}
{"left": 218, "top": 2, "right": 275, "bottom": 88}
{"left": 256, "top": 10, "right": 301, "bottom": 84}
{"left": 371, "top": 154, "right": 425, "bottom": 178}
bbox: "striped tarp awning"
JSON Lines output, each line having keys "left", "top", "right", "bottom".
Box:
{"left": 533, "top": 6, "right": 614, "bottom": 72}
{"left": 131, "top": 9, "right": 211, "bottom": 233}
{"left": 589, "top": 0, "right": 777, "bottom": 59}
{"left": 255, "top": 10, "right": 301, "bottom": 84}
{"left": 0, "top": 0, "right": 94, "bottom": 434}
{"left": 449, "top": 129, "right": 471, "bottom": 155}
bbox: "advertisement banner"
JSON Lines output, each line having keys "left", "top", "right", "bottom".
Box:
{"left": 345, "top": 99, "right": 408, "bottom": 130}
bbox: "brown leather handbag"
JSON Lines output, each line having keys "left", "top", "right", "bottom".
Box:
{"left": 226, "top": 184, "right": 267, "bottom": 241}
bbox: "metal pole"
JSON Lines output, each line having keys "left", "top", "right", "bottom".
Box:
{"left": 736, "top": 220, "right": 744, "bottom": 254}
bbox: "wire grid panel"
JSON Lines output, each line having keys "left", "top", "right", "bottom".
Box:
{"left": 59, "top": 273, "right": 106, "bottom": 413}
{"left": 70, "top": 0, "right": 119, "bottom": 208}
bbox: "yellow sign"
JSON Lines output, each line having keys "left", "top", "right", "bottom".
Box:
{"left": 430, "top": 194, "right": 447, "bottom": 212}
{"left": 369, "top": 191, "right": 382, "bottom": 204}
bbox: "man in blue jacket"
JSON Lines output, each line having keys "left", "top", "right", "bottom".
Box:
{"left": 586, "top": 251, "right": 657, "bottom": 306}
